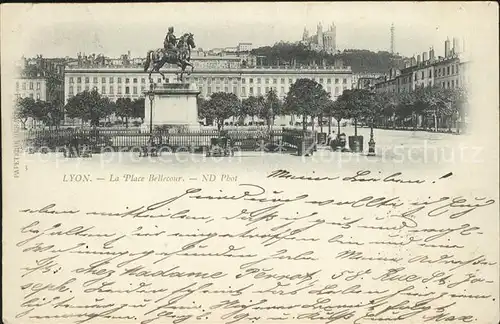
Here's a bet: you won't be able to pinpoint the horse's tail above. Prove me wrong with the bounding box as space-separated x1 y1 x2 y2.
144 50 153 72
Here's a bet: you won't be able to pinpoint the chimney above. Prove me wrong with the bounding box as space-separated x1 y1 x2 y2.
422 51 428 62
445 38 451 57
417 54 421 64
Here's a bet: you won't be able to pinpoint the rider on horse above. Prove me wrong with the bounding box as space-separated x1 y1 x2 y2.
164 27 178 59
144 28 195 81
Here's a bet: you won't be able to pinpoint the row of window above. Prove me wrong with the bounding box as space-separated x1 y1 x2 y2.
67 76 351 86
380 78 460 93
435 64 459 78
412 64 461 82
199 85 349 97
195 63 241 69
239 77 348 85
68 85 145 96
68 83 350 98
69 76 147 84
16 82 42 91
441 79 460 89
414 69 433 81
197 76 335 85
15 93 41 100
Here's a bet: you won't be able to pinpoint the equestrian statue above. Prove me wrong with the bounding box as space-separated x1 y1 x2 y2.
144 27 196 83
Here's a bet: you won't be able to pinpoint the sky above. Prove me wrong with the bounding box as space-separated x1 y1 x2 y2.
0 3 492 60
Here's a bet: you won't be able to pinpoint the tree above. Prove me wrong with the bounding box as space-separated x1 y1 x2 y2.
263 89 282 129
16 98 62 129
204 92 240 131
15 97 37 129
46 73 64 103
89 89 112 127
321 100 334 133
38 100 64 130
101 97 115 124
338 89 373 136
26 99 60 129
315 96 330 134
376 92 399 129
449 87 468 133
394 91 415 127
241 96 262 123
132 98 145 123
197 97 212 126
325 99 349 135
283 78 329 131
65 94 85 126
364 91 384 130
31 99 48 122
64 89 111 127
254 95 266 124
237 98 250 125
415 86 452 131
115 97 134 128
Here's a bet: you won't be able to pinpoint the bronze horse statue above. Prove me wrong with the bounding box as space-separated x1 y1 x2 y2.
144 33 195 82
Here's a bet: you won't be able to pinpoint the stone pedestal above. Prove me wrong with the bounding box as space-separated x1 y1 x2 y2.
142 82 200 132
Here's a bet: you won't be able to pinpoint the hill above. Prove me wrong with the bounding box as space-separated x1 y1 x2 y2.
251 42 406 73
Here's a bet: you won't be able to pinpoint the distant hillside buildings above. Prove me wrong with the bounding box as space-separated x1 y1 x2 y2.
301 22 337 54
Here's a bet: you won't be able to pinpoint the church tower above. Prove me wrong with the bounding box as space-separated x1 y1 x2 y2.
317 22 323 47
322 22 336 54
330 22 337 53
302 26 309 42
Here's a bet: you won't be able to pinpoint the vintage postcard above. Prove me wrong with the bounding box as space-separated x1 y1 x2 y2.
2 2 499 324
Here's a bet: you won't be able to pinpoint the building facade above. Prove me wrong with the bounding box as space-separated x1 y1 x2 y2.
15 55 66 103
302 22 337 54
375 38 469 94
433 56 461 90
352 72 386 90
237 43 253 53
15 78 48 101
64 58 353 104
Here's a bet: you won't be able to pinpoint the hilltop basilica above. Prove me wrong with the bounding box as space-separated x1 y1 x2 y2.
301 22 337 54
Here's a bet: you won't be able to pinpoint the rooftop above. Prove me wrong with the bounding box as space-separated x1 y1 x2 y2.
65 65 353 73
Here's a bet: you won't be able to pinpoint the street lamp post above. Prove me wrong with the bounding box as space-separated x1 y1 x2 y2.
268 96 273 133
146 83 156 157
148 83 155 136
368 90 376 156
368 120 376 156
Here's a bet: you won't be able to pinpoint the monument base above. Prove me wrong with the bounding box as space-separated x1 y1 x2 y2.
142 82 200 133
